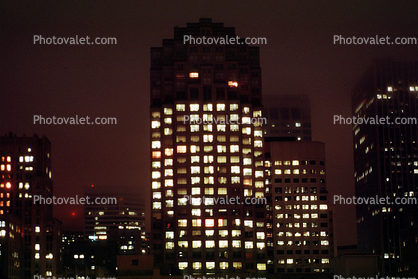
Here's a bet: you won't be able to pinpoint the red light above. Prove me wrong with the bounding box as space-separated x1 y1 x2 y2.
91 184 94 187
71 212 76 216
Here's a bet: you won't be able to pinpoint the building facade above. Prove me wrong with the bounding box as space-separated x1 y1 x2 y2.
84 193 147 254
352 60 418 276
150 18 268 275
265 140 333 274
0 133 62 278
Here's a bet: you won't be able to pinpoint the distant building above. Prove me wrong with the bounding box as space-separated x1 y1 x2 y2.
264 140 334 274
83 193 147 254
352 60 418 276
0 133 62 279
263 95 312 140
61 230 117 277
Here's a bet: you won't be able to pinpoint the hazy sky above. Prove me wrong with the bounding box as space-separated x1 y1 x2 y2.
1 0 417 247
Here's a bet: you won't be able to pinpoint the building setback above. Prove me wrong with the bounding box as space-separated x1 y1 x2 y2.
352 60 418 276
150 18 267 275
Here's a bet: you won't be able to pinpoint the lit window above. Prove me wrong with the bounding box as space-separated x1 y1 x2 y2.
245 241 253 249
152 182 161 189
177 146 187 153
191 209 201 216
164 107 172 115
152 171 160 179
176 104 185 111
190 125 199 132
242 117 251 124
165 179 174 187
192 240 202 248
228 81 238 87
242 127 251 135
151 141 161 149
165 148 173 156
179 262 188 270
232 240 241 248
219 240 228 248
151 121 160 129
206 262 216 269
189 72 199 78
203 104 213 111
231 166 240 174
257 263 266 270
178 219 187 227
203 134 213 142
205 240 215 248
244 220 253 228
190 104 199 111
218 188 227 195
193 262 202 270
165 242 174 249
217 104 225 111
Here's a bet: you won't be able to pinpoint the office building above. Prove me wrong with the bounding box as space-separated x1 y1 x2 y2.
0 133 62 278
84 193 147 254
150 18 267 275
263 95 312 140
264 140 333 274
352 60 418 276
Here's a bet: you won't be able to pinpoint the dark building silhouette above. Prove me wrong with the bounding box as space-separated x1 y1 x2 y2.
0 133 62 278
263 95 312 140
352 60 418 276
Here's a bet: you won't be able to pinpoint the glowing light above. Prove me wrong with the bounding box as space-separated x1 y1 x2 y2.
228 81 238 87
189 72 199 78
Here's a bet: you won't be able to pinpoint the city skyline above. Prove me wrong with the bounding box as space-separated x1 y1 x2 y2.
2 0 418 261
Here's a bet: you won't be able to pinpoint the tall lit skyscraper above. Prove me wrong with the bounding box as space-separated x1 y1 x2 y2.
150 18 267 275
0 133 62 279
264 140 333 274
352 60 418 276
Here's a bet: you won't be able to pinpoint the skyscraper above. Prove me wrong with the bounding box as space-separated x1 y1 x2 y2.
0 133 62 279
150 18 267 275
264 140 333 274
352 60 418 276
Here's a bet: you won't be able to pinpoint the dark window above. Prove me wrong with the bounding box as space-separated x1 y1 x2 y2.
291 108 301 119
190 88 199 100
280 108 290 120
216 88 225 100
203 86 212 101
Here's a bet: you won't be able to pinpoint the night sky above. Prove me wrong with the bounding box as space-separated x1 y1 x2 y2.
1 0 417 247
